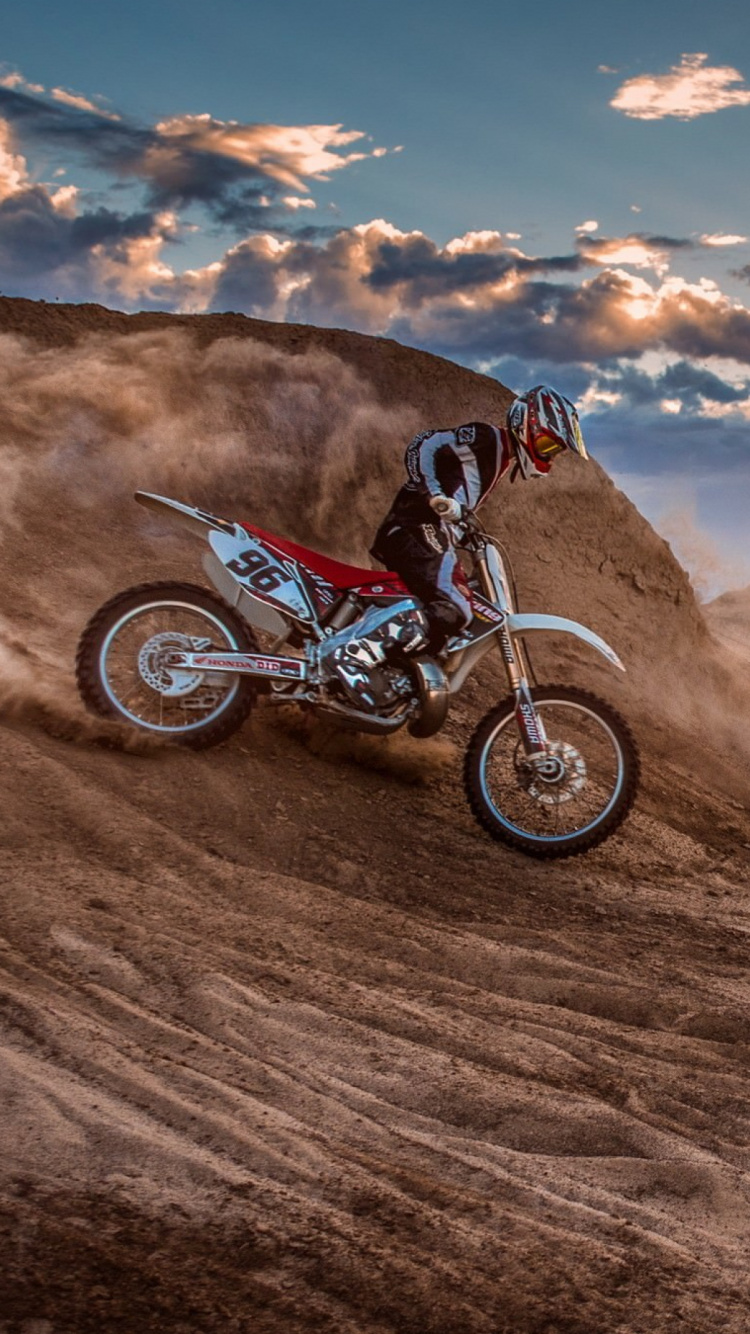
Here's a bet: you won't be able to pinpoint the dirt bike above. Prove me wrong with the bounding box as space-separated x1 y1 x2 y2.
76 492 640 859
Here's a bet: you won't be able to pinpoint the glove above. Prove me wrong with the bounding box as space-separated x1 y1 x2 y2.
429 494 462 522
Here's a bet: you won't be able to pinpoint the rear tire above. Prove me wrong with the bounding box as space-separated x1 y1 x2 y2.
76 580 259 749
464 685 639 859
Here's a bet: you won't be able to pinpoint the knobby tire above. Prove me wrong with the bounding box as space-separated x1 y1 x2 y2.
75 580 258 749
464 685 640 859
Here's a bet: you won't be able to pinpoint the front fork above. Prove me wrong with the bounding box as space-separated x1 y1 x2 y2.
475 553 549 759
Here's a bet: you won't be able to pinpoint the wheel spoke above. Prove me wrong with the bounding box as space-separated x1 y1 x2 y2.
99 599 241 736
466 687 638 857
486 707 618 837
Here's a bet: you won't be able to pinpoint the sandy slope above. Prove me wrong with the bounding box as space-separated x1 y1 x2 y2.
1 299 750 1334
705 587 750 665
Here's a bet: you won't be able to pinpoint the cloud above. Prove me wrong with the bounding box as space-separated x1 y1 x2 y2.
0 69 44 95
197 221 597 333
576 231 692 277
50 87 120 121
363 228 576 304
0 186 177 299
3 62 750 493
153 115 377 189
586 358 750 414
145 219 750 385
283 195 317 211
0 122 26 200
700 232 747 246
0 127 179 303
0 79 390 232
611 53 750 121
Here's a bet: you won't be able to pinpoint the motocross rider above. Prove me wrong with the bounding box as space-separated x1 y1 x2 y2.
331 385 588 705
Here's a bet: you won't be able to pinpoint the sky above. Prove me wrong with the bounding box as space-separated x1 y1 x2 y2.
2 0 750 595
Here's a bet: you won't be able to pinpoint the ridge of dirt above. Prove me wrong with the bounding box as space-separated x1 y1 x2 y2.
1 297 750 1333
704 586 750 662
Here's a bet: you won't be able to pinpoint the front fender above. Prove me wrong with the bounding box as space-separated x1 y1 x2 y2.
506 613 625 672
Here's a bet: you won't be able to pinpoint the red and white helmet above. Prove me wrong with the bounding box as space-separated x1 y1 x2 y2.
504 385 588 480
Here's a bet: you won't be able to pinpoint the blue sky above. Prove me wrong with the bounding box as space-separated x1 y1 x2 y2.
3 0 750 593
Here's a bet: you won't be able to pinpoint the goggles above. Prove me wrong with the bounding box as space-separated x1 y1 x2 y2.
534 433 564 460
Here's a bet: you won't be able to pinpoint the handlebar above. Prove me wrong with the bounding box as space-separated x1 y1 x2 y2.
454 507 487 547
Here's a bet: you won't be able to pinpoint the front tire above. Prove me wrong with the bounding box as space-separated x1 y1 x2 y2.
464 685 639 859
76 581 259 749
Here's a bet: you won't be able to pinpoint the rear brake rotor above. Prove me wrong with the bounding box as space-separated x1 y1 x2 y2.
137 632 210 697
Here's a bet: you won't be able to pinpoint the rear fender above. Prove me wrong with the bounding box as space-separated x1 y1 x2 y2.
204 529 315 634
134 491 244 539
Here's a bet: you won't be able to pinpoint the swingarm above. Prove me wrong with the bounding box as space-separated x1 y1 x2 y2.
165 649 308 682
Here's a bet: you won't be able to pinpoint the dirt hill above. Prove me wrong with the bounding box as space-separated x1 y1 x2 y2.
1 297 750 1334
705 585 750 662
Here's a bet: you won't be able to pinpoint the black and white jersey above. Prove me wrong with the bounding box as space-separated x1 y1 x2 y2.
385 422 506 528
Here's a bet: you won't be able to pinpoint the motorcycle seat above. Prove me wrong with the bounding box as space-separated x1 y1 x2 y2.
243 523 410 594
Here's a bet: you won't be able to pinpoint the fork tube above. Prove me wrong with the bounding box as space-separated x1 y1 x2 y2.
475 552 545 756
475 552 526 690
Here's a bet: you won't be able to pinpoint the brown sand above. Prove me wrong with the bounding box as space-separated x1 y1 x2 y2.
1 298 750 1334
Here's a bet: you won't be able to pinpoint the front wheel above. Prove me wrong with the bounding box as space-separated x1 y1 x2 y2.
464 686 639 859
76 581 259 749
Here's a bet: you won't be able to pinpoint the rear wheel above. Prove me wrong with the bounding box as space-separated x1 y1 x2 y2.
464 685 639 858
76 581 258 748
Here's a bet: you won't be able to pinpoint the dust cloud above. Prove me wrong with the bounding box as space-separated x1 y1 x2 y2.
0 327 416 555
659 503 749 602
0 613 159 749
0 327 416 727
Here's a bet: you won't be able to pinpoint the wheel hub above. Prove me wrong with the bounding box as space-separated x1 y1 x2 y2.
518 740 587 806
137 632 211 697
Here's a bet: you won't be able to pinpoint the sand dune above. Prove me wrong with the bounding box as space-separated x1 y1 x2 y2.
1 297 750 1333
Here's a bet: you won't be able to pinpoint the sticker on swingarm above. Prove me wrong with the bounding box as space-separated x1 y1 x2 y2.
172 652 306 678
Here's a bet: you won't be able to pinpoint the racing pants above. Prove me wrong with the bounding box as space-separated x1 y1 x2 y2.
371 519 472 653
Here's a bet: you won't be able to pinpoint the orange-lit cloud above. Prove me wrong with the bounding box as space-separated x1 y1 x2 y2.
153 116 388 193
0 79 392 232
578 234 676 276
611 53 750 121
158 223 750 377
50 87 120 121
700 232 747 246
88 211 180 302
0 122 27 201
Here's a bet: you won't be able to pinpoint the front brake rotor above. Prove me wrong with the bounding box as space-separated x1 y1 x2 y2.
517 740 587 806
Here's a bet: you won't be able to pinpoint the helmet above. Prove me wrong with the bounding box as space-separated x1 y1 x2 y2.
505 385 588 480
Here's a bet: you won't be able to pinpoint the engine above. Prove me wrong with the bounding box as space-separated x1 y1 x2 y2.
318 599 425 713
